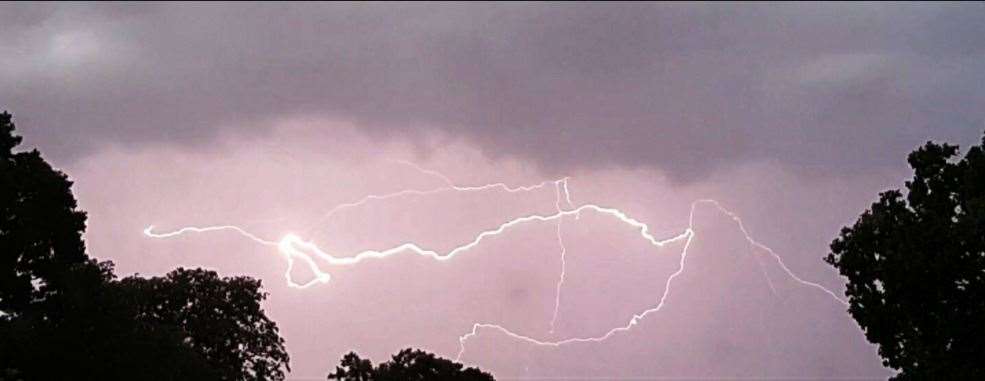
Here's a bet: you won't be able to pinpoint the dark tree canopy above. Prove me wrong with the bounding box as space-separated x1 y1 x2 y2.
826 132 985 380
327 349 495 381
2 261 220 380
121 268 290 380
0 111 91 319
0 111 289 381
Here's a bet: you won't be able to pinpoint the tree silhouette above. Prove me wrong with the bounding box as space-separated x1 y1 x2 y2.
327 348 494 381
0 111 288 380
826 132 985 379
328 353 374 381
2 261 220 380
120 268 290 380
0 111 92 320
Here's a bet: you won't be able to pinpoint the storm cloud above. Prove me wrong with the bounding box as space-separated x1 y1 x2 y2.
3 3 984 180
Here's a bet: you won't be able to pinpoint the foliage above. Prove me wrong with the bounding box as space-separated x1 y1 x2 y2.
0 111 288 380
826 132 985 379
327 348 495 381
121 268 290 380
0 111 90 319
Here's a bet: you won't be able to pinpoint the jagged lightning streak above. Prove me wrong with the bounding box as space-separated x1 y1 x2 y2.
453 198 848 361
143 225 278 246
142 225 334 288
146 203 683 290
300 161 562 235
148 163 570 289
453 203 696 360
143 167 847 363
395 161 575 334
281 203 684 280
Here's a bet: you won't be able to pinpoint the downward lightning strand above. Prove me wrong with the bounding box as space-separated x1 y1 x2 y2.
548 179 572 334
702 200 847 306
754 248 781 298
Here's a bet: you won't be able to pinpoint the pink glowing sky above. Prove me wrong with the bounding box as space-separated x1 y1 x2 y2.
5 3 985 379
63 119 906 378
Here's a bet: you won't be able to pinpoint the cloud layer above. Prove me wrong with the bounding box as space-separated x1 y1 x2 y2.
4 3 985 180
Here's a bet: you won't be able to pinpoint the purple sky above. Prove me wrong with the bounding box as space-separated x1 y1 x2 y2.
4 3 984 379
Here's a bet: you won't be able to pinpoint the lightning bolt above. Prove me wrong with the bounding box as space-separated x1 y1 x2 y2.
143 165 846 363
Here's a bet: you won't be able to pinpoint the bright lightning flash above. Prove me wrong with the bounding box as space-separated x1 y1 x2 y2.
143 165 846 362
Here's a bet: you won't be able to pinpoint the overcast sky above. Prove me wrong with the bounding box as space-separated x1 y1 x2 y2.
3 2 983 378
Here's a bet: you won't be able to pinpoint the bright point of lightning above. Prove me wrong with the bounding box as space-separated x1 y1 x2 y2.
143 164 847 360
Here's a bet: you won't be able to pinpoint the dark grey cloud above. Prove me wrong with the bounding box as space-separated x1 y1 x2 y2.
2 3 984 180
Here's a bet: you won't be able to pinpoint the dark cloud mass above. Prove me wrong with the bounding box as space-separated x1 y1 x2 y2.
2 3 984 180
